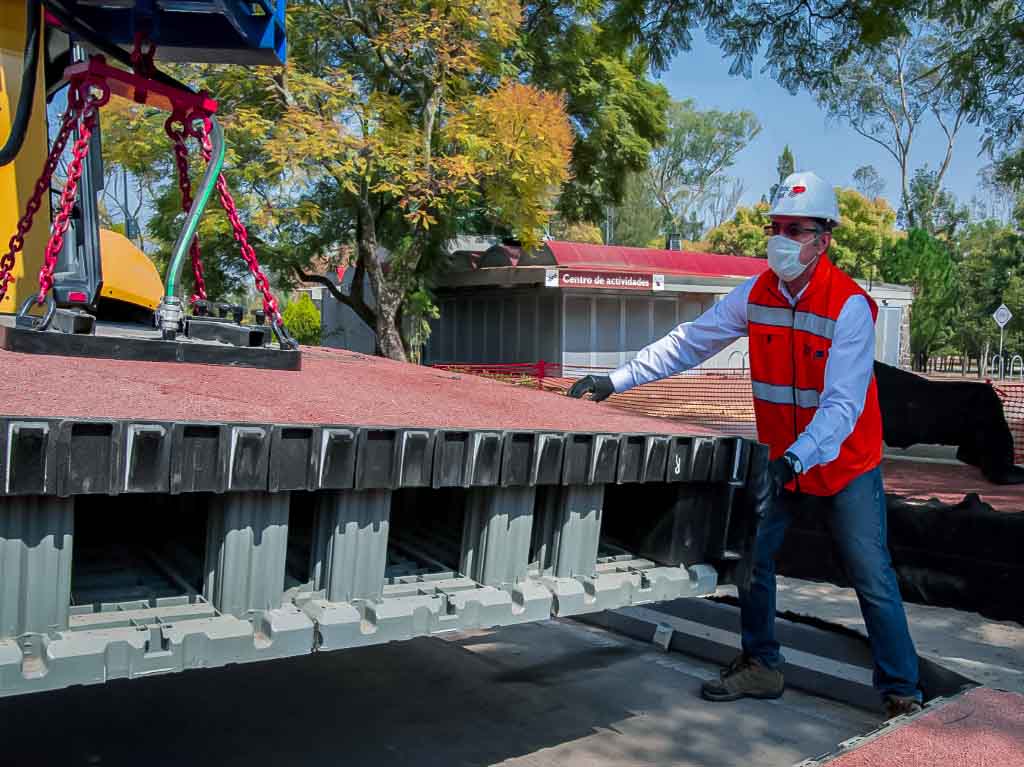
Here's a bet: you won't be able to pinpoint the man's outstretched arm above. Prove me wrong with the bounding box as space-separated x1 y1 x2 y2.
568 277 755 401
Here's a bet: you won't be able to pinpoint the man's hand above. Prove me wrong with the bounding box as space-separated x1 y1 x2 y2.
567 374 615 402
751 455 796 520
766 455 796 498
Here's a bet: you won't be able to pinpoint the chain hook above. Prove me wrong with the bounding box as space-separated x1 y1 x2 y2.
130 30 157 78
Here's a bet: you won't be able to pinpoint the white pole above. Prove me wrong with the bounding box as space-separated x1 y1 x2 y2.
999 327 1005 379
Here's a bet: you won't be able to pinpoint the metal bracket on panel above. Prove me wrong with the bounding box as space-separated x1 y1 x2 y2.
397 430 436 488
121 423 172 493
170 423 230 494
690 437 716 481
724 437 752 486
666 436 693 482
318 427 358 489
0 420 58 496
499 431 535 487
530 433 565 486
591 434 620 484
643 435 671 483
563 433 621 486
616 435 645 483
354 429 400 490
227 425 271 491
268 425 321 491
432 430 502 488
56 420 123 497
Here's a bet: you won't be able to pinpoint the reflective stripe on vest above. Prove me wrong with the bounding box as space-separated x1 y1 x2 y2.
793 311 836 340
748 303 836 340
751 381 821 408
747 304 793 328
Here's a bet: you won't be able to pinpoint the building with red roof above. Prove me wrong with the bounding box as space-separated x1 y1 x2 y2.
421 239 911 371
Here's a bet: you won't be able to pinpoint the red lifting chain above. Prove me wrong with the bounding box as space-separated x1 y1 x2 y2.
0 47 292 347
166 116 208 303
0 78 108 306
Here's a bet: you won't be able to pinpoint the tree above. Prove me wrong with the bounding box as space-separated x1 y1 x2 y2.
104 0 573 362
881 229 956 369
560 221 604 244
770 145 795 200
899 166 969 238
816 28 968 228
705 202 770 258
648 99 760 240
831 188 899 281
281 294 322 345
853 165 886 200
953 221 1024 371
705 176 746 230
608 172 664 247
521 1 671 223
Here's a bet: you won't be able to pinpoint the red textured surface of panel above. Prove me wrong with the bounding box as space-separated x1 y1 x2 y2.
823 687 1024 767
0 347 721 435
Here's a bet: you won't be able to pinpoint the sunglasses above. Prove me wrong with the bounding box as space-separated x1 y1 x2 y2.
764 223 823 238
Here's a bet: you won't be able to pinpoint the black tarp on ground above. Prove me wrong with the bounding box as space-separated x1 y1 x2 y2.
776 493 1024 624
875 361 1024 484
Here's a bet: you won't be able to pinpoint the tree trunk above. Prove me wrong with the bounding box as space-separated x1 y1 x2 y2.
355 196 407 362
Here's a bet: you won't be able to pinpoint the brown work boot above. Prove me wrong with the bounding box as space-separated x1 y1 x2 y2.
701 653 784 702
883 695 923 720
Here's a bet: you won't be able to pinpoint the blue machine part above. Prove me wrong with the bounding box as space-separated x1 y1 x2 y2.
57 0 286 65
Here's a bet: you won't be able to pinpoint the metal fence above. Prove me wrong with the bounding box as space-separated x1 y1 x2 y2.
432 362 1024 464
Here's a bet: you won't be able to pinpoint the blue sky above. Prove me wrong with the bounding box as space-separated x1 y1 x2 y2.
657 32 991 214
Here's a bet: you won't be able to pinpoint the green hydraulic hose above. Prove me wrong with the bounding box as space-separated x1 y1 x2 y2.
164 116 225 298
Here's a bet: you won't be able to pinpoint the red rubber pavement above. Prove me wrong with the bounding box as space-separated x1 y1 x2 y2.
823 687 1024 767
0 347 721 435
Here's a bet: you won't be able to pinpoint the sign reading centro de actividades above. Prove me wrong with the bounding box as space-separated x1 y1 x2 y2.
545 268 665 291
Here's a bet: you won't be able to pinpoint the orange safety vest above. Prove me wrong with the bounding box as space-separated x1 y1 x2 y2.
746 255 883 496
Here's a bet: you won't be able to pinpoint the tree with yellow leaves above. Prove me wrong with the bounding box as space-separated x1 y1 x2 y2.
104 0 572 360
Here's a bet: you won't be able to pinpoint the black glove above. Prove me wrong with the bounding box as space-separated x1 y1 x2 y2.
751 454 796 521
766 455 796 498
567 374 615 402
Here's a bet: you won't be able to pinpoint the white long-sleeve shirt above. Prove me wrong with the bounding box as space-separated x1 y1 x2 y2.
608 276 875 473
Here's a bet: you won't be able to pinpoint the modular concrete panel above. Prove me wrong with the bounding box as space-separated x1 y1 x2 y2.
460 486 536 588
310 489 391 603
0 496 73 638
204 492 290 617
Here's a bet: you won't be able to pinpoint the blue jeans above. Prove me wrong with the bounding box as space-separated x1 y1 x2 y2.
739 466 921 700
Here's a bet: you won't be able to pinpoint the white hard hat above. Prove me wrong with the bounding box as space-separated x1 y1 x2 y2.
769 171 841 227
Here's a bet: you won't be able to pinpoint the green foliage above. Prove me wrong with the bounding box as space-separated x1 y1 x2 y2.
853 165 886 199
104 0 574 362
831 188 899 280
522 2 671 222
881 229 956 368
770 145 795 200
609 173 664 247
648 99 760 238
951 221 1024 363
705 203 769 258
899 167 970 237
281 294 322 346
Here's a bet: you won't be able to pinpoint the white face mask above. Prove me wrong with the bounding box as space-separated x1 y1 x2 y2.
766 235 815 282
